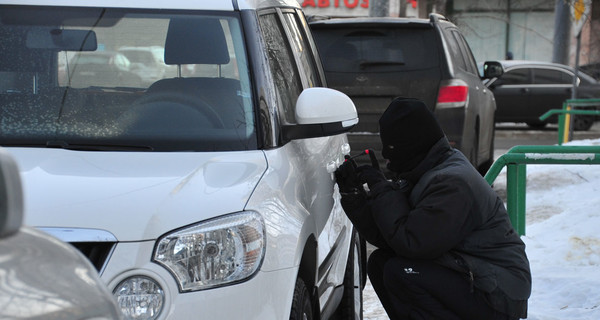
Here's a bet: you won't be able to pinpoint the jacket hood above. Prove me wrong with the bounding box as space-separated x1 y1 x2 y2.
8 148 267 241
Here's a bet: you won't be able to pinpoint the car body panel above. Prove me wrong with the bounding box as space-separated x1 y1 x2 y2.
0 226 122 319
9 148 267 241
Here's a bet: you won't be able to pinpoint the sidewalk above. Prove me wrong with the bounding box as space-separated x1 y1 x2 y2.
363 279 388 319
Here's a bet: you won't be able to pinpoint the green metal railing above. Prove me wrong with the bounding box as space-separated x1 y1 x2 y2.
539 99 600 145
484 145 600 236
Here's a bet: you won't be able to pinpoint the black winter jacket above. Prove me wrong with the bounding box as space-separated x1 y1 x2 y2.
341 138 532 318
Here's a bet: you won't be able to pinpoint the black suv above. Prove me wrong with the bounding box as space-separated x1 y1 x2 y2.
309 14 496 174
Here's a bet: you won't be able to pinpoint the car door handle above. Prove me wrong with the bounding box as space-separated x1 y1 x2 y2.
520 88 529 94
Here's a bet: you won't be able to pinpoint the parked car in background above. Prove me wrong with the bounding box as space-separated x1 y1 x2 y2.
0 148 122 320
118 46 177 85
0 1 364 320
309 14 497 174
484 60 600 130
65 51 144 88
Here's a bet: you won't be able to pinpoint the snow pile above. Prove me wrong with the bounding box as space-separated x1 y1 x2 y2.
515 138 600 320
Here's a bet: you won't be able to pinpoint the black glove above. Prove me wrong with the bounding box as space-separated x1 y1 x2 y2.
335 159 362 194
356 165 387 189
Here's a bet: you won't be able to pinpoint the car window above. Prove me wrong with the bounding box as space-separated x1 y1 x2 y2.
0 7 256 152
281 12 322 88
533 68 572 84
259 13 303 125
453 31 479 76
311 26 439 73
445 30 467 72
494 68 531 85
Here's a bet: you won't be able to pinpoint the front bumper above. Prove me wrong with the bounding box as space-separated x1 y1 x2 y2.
103 241 297 319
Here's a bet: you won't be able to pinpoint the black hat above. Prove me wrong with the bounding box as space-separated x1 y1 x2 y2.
379 97 445 173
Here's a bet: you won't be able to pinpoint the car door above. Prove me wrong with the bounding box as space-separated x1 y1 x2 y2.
530 66 573 120
280 9 352 286
451 30 495 166
258 8 352 311
488 67 532 123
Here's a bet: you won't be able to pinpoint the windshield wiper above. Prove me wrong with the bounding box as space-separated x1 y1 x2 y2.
359 61 405 69
46 140 154 151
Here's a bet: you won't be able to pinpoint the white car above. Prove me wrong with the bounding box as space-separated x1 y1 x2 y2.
0 1 364 319
0 148 123 319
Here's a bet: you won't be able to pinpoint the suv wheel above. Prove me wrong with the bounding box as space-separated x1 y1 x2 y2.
290 278 313 320
334 230 363 320
469 127 479 169
478 124 495 175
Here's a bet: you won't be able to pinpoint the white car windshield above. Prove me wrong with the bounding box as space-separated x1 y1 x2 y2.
0 6 256 151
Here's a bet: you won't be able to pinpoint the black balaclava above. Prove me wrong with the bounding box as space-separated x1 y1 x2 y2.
379 97 445 174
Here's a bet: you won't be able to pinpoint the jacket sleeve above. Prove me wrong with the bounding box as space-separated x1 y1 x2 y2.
340 193 391 250
369 174 475 259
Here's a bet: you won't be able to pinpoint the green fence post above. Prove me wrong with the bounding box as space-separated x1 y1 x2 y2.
506 163 526 235
485 145 600 236
557 113 565 145
516 164 526 236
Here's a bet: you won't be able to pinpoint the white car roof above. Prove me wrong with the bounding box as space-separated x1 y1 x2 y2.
0 0 300 10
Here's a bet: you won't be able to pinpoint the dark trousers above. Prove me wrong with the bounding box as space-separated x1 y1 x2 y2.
368 249 517 320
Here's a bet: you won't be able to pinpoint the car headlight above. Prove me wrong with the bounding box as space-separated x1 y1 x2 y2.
153 211 265 292
113 276 164 320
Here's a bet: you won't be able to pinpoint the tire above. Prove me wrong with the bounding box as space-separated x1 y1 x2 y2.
572 115 594 131
290 278 313 320
468 126 479 169
526 121 547 129
334 230 363 320
478 124 495 176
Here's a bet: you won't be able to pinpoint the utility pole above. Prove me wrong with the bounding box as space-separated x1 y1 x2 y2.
369 0 389 17
552 0 572 64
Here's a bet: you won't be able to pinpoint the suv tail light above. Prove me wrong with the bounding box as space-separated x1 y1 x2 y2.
436 79 469 108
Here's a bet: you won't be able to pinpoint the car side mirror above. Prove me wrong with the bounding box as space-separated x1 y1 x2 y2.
283 87 358 141
0 148 24 238
482 61 504 79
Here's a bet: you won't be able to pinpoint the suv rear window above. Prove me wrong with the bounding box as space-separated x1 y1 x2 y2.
312 26 439 73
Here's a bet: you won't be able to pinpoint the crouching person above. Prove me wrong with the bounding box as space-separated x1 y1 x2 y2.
335 97 531 320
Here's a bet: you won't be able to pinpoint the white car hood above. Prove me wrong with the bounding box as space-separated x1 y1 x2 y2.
8 148 267 241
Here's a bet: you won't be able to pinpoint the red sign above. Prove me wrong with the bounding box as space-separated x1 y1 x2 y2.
301 0 369 9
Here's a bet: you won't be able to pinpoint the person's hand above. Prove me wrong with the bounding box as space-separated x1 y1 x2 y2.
356 165 387 189
335 160 362 194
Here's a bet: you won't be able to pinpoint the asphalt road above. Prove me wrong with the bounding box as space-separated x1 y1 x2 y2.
494 122 600 157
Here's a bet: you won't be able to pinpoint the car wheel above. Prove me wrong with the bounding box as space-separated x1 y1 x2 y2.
290 278 313 320
526 121 547 129
334 229 363 320
469 127 479 169
478 124 495 176
572 114 594 131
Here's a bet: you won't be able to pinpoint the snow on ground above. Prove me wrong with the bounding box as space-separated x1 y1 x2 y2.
362 138 600 320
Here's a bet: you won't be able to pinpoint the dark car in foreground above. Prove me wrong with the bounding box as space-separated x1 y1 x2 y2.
309 14 497 174
484 60 600 130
